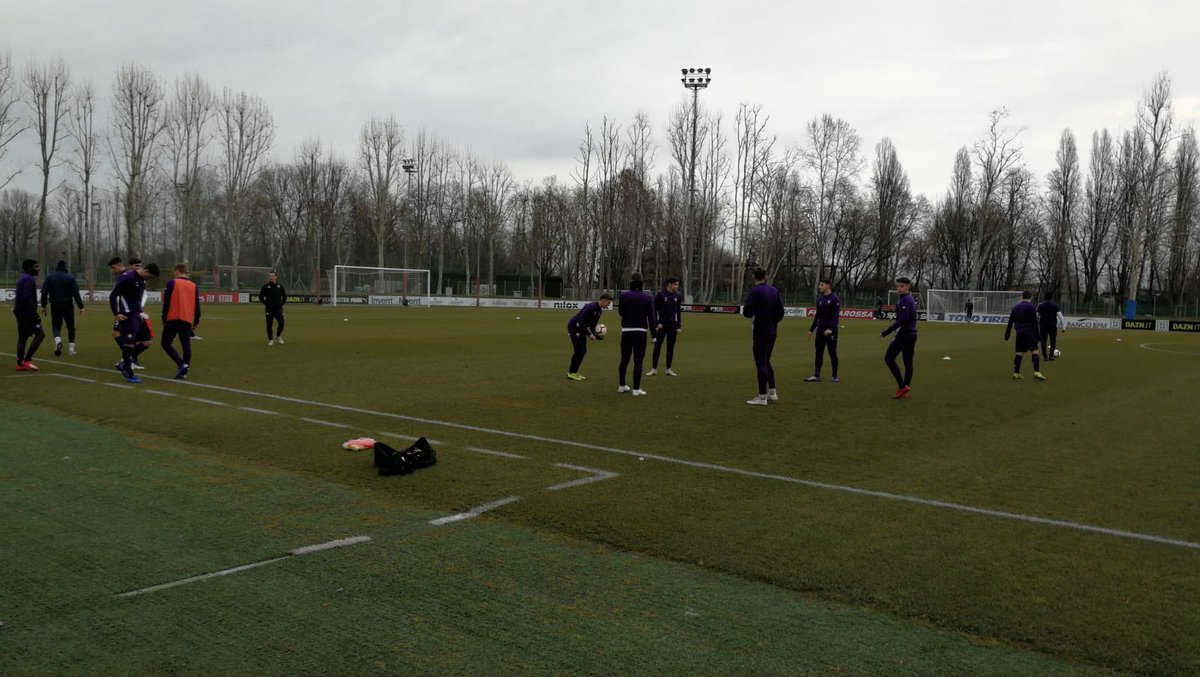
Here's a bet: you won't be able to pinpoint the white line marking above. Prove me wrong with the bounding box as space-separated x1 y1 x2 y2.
430 496 520 526
22 356 1200 551
50 374 96 383
300 417 352 429
145 389 176 397
104 383 134 389
546 464 620 491
189 397 227 407
117 535 371 597
239 406 279 415
465 446 527 460
1138 342 1200 356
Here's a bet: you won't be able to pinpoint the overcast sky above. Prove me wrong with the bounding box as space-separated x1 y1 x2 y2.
4 0 1199 199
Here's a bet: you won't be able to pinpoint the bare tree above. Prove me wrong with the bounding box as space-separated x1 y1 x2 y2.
1124 72 1175 305
870 137 913 288
357 115 404 272
802 113 864 288
1073 129 1118 303
1165 126 1198 309
1044 129 1080 298
970 108 1023 288
24 57 72 263
65 80 99 276
216 87 274 283
0 50 27 192
163 73 215 264
109 63 166 257
732 103 773 300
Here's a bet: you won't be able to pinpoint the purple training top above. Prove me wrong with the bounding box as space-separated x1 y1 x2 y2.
1005 300 1039 339
618 290 655 331
13 272 38 318
568 301 605 337
654 289 682 330
742 283 785 335
883 293 918 336
110 268 145 316
809 293 841 333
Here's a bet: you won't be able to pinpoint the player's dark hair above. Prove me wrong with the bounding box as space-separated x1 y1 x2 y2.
819 278 832 286
599 293 614 301
22 259 37 273
107 256 122 267
665 276 679 286
173 263 189 275
1022 290 1033 299
752 267 767 281
144 262 161 278
895 276 911 285
628 272 643 291
1042 293 1053 302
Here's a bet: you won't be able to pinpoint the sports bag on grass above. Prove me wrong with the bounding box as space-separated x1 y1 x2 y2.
374 437 438 476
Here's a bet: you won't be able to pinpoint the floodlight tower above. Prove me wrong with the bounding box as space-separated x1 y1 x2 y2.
402 157 417 269
680 67 711 301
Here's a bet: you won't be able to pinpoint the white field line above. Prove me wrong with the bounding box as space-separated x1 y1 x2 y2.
48 374 96 383
464 446 526 460
300 417 352 429
144 389 176 397
1138 342 1200 356
429 496 520 526
17 355 1200 551
104 383 133 390
546 464 620 491
239 406 280 415
117 535 371 598
189 397 228 407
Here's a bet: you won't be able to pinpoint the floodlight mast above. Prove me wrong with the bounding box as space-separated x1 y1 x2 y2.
680 67 711 302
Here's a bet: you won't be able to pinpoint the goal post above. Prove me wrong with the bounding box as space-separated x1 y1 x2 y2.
926 289 1024 320
330 266 432 307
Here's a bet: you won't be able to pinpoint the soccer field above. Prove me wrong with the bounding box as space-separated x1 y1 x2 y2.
3 304 1198 675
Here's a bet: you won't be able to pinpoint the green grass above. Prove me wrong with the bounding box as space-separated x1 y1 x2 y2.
3 304 1199 674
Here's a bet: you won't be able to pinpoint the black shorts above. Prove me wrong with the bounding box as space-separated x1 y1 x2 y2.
113 316 144 345
1015 331 1039 353
16 314 42 335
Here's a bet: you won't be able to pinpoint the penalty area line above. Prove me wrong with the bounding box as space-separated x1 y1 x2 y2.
117 535 371 598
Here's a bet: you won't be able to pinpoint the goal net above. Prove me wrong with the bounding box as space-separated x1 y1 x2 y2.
926 289 1023 320
330 266 432 307
214 265 275 292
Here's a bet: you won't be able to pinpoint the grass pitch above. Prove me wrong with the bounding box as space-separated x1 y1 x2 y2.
2 303 1198 675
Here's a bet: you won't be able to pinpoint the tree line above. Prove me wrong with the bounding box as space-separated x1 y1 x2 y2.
0 52 1196 312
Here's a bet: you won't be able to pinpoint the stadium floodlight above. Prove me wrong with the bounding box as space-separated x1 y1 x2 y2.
679 66 712 302
331 265 432 307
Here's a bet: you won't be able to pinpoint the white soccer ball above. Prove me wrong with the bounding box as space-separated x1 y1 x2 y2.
1053 349 1061 358
595 324 607 339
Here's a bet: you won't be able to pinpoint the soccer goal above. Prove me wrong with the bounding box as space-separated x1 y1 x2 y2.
214 264 275 292
330 266 432 307
926 289 1024 320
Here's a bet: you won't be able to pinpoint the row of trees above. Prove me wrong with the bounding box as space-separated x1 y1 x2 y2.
1 51 1197 313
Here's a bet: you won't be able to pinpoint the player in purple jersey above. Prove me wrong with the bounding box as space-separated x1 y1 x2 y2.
110 262 160 383
1005 290 1045 381
12 259 45 371
1035 294 1065 360
880 277 918 399
565 293 613 381
805 278 841 383
647 276 682 377
616 273 655 396
743 267 785 406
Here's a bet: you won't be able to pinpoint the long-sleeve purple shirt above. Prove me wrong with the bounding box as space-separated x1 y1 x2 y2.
13 272 38 318
568 301 604 337
618 290 655 332
742 283 784 335
653 290 682 330
809 293 841 333
1005 300 1039 339
1036 301 1063 328
882 294 918 336
110 269 145 316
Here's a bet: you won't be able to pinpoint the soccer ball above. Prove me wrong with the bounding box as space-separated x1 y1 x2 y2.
595 324 607 340
1053 349 1061 358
